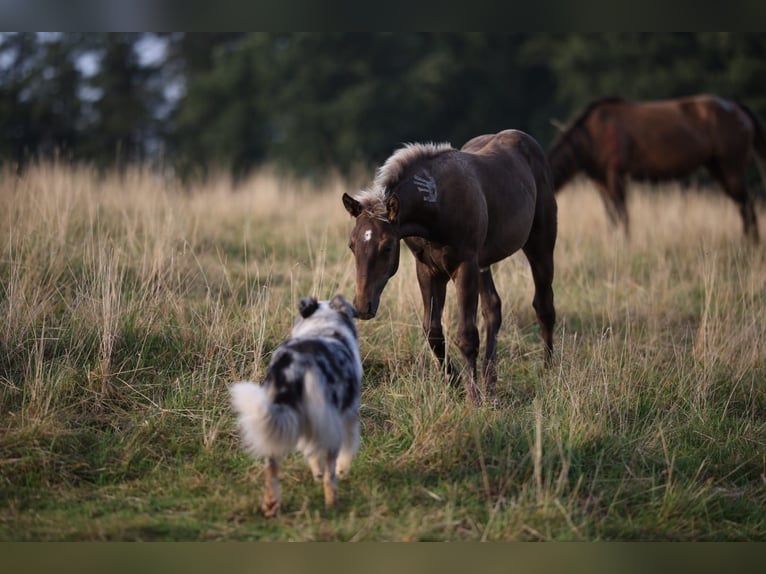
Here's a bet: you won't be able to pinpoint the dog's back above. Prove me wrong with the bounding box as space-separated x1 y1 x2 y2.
230 336 360 457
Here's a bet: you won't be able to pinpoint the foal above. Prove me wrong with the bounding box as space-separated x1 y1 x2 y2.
343 130 557 404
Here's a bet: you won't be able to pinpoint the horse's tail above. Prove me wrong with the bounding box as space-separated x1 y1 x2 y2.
736 101 766 194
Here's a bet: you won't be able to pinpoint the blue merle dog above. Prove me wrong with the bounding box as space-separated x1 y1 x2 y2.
230 295 362 517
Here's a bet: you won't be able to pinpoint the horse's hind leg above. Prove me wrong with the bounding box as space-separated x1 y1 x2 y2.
741 199 758 243
707 160 759 242
479 267 502 399
453 259 481 404
523 236 556 367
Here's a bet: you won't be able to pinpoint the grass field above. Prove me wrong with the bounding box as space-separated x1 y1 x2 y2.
1 163 765 541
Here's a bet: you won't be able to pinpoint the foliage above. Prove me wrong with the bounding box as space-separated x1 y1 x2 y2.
3 33 766 177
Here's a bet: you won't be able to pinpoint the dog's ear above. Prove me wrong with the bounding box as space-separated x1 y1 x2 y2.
298 297 319 318
329 295 355 318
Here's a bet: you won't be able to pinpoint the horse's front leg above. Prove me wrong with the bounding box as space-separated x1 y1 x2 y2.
415 261 457 383
595 173 628 237
453 259 481 405
605 170 629 236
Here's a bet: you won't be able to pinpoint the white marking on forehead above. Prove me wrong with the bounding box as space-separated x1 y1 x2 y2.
363 229 373 242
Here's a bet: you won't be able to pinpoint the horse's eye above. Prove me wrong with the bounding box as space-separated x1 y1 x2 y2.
348 241 355 252
381 242 394 254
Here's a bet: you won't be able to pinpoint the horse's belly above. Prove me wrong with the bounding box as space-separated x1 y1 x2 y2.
480 206 535 266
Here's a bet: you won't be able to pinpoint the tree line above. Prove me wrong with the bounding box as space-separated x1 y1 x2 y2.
2 33 766 180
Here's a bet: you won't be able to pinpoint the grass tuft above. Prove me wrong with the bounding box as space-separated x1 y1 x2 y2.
1 168 765 540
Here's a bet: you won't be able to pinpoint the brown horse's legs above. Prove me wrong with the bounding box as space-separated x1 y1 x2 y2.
453 259 481 404
478 268 502 399
522 243 556 367
605 170 630 236
739 199 759 243
707 161 759 243
415 261 457 382
595 182 621 229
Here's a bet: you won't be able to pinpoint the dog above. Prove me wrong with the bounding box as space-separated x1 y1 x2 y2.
230 294 362 517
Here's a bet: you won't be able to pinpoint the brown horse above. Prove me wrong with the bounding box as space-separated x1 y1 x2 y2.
342 130 557 404
548 95 766 242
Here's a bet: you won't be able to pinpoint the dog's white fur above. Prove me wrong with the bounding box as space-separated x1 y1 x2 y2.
230 295 362 516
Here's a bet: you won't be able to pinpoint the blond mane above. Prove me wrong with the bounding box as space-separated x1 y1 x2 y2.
351 142 453 218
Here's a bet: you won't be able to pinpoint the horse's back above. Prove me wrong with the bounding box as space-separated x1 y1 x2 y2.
462 129 548 179
460 130 555 263
584 96 740 176
463 129 545 161
684 95 754 161
596 95 751 146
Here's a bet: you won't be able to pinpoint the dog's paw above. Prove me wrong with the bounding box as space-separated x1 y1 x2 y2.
307 456 325 481
336 458 352 479
261 498 280 518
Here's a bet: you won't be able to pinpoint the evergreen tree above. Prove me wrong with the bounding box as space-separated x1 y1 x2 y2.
28 34 84 159
0 33 40 168
4 33 766 178
82 33 159 169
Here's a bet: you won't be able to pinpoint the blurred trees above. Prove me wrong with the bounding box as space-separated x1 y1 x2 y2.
2 33 766 178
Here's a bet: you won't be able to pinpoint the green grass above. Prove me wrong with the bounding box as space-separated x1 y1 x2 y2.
1 165 765 540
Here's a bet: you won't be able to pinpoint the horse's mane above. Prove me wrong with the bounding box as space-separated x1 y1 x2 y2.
566 96 627 130
352 142 454 218
549 96 627 152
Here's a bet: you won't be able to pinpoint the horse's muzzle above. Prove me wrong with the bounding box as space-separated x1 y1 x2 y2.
354 309 375 320
353 300 376 320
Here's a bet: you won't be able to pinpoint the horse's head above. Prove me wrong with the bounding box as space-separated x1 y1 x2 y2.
342 192 401 320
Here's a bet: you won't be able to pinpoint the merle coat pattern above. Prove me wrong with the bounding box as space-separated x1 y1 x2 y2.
230 295 362 517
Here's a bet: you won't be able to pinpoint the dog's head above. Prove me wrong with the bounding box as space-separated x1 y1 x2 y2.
292 295 358 339
298 295 356 320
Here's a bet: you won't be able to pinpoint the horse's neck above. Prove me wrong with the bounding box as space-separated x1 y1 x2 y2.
552 131 588 186
394 180 439 240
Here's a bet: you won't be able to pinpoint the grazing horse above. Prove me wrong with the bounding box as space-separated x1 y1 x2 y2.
548 95 766 242
342 130 557 404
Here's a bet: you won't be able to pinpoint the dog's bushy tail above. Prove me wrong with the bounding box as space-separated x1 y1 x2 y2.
230 381 300 458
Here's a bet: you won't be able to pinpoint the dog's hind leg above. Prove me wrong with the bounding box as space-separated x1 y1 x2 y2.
323 450 339 508
336 413 360 479
307 453 323 481
261 456 281 517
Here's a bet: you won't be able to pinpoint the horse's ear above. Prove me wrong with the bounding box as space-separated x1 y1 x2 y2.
550 118 566 133
386 193 399 222
342 193 362 218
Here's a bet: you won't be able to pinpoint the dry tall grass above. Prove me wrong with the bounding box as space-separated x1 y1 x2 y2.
1 164 765 540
